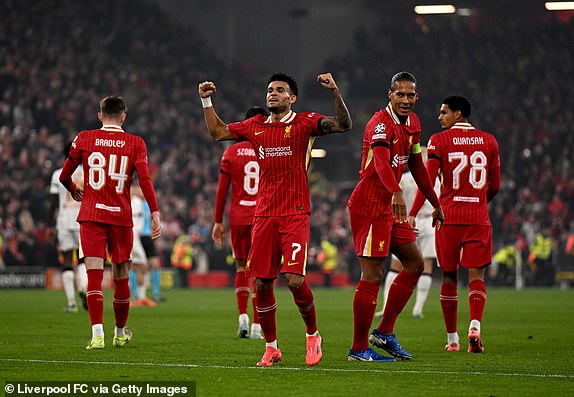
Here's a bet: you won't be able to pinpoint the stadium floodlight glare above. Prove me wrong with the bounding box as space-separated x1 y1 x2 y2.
414 5 456 14
311 149 327 158
545 2 574 10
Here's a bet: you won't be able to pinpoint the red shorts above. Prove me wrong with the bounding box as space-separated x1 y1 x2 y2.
247 214 310 279
349 208 416 257
436 224 492 271
80 221 133 264
230 224 252 261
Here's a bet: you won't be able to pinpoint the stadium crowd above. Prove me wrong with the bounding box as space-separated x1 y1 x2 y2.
1 0 572 285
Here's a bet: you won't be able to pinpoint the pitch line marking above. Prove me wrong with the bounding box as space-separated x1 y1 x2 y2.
0 358 572 379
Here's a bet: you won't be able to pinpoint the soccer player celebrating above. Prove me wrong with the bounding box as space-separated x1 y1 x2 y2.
199 72 352 367
347 72 444 362
59 96 161 349
378 147 441 319
410 95 500 353
212 106 268 340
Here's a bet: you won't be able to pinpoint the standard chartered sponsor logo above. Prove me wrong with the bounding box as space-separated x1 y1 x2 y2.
391 154 409 167
259 146 292 159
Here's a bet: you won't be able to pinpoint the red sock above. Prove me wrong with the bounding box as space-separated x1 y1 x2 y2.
468 279 487 323
440 283 458 333
251 278 260 323
352 280 379 352
289 281 317 335
235 271 250 315
255 286 277 342
378 270 418 334
86 269 104 325
113 277 131 328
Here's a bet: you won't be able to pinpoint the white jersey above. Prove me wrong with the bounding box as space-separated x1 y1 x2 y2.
131 194 147 264
50 167 83 230
131 195 145 236
401 170 441 238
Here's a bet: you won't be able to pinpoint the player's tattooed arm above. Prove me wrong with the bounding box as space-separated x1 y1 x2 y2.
317 73 352 133
322 91 352 133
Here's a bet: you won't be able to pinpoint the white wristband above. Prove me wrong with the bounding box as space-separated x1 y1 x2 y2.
201 97 213 108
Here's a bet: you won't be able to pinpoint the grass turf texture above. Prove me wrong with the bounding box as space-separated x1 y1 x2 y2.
1 287 573 396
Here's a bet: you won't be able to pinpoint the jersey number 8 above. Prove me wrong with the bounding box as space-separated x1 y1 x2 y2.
243 160 259 196
88 152 129 193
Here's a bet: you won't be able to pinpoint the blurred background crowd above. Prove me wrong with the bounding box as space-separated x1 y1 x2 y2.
1 0 573 286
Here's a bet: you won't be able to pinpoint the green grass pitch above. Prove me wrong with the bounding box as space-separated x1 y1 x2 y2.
1 287 573 396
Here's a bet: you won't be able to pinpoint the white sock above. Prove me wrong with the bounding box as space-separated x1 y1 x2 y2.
76 263 88 291
447 332 459 345
382 270 399 312
144 272 151 294
62 270 76 306
266 340 278 349
115 326 125 337
469 320 481 332
413 274 432 316
239 313 249 325
251 323 261 333
306 330 320 337
137 285 147 300
92 324 104 338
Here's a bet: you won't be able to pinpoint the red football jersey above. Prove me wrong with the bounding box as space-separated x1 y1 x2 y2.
227 110 325 217
215 141 258 226
60 125 157 227
348 104 422 220
427 122 500 225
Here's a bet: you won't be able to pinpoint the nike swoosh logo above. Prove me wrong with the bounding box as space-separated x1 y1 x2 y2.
254 131 264 135
393 138 399 144
287 261 299 266
381 339 387 344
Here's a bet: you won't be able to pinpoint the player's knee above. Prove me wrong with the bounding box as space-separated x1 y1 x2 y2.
442 271 457 285
285 274 304 289
362 271 384 285
114 262 131 279
403 259 424 276
256 278 274 293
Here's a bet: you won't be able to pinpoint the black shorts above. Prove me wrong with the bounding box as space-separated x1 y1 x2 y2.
140 235 158 258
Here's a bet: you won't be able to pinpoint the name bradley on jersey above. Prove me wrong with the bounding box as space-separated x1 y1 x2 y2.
95 138 126 148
